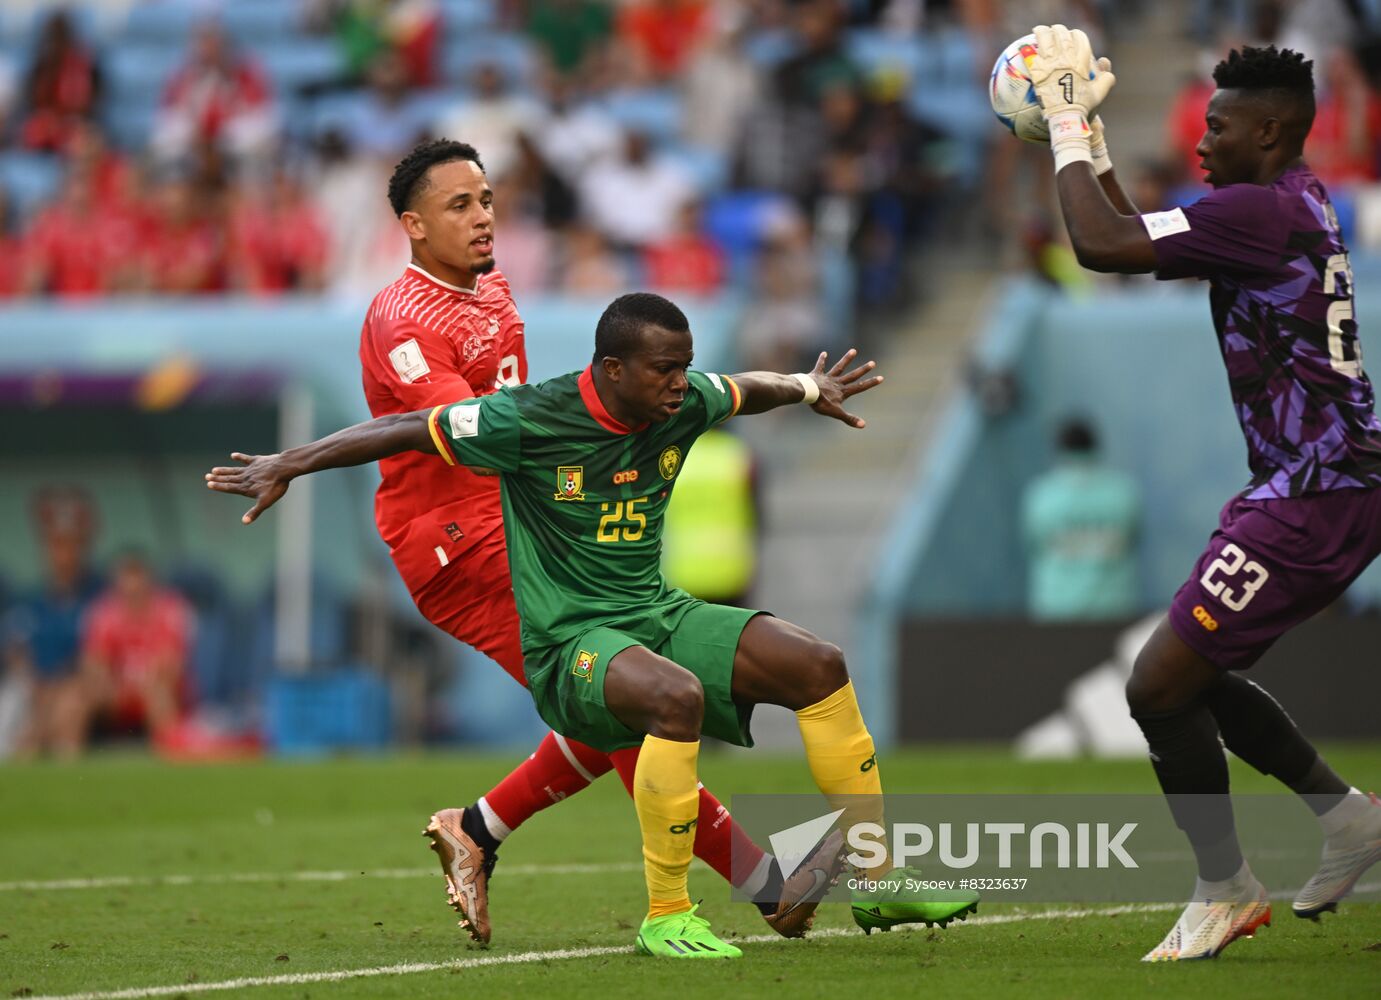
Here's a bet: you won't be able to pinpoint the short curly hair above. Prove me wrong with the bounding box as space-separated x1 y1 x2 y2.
593 293 690 362
387 139 484 217
1213 45 1313 93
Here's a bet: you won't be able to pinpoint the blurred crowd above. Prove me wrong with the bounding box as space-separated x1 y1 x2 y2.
0 0 1025 369
0 487 200 758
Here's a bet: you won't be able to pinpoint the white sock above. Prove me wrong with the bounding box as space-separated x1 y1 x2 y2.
1320 787 1372 840
476 796 513 843
1192 860 1252 902
738 853 773 896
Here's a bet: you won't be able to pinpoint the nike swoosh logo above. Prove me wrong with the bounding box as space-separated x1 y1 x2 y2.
779 868 829 917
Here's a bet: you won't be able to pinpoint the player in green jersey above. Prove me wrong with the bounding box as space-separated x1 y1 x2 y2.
207 292 980 958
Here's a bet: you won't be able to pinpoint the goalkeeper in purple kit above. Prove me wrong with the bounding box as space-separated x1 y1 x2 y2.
1029 26 1381 961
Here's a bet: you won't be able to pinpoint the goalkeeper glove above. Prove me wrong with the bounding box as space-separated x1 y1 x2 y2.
1029 25 1116 171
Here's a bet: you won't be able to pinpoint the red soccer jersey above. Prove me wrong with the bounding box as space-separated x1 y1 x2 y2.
82 588 193 721
359 264 527 596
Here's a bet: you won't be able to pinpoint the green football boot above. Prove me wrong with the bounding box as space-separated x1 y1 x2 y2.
851 867 980 934
635 903 743 959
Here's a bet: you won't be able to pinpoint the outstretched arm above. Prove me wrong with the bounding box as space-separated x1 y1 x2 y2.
205 410 434 523
733 349 883 428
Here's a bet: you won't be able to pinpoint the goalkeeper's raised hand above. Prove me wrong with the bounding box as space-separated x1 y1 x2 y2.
1030 25 1115 172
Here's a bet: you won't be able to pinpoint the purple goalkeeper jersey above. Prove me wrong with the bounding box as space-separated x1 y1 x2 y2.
1145 163 1381 499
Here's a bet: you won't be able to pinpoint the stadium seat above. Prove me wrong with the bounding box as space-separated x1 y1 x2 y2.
105 44 183 107
266 667 392 754
251 40 346 95
0 151 63 222
440 0 500 33
442 32 537 90
121 2 203 45
221 2 304 46
599 87 684 144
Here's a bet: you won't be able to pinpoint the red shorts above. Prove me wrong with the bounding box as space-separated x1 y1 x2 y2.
409 534 526 686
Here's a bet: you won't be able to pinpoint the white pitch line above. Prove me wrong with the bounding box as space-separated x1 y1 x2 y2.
24 885 1381 1000
16 903 1175 1000
0 862 650 893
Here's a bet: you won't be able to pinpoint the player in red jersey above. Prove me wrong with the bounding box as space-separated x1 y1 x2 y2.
357 139 837 945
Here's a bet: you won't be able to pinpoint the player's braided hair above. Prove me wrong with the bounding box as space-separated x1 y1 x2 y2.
594 293 690 362
387 139 484 217
1213 45 1314 93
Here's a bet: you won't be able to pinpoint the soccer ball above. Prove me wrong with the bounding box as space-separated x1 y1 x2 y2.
989 34 1048 144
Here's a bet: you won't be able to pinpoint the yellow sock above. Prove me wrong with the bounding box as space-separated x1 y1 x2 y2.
633 734 701 919
796 681 890 873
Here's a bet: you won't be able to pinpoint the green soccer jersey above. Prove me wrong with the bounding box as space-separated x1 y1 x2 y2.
428 365 743 653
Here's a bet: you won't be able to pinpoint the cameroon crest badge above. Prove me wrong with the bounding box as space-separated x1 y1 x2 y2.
555 466 585 501
658 445 682 481
572 650 597 681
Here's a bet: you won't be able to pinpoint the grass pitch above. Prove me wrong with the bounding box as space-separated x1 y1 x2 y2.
2 747 1378 999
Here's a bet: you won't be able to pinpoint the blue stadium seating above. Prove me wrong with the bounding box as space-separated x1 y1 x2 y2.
0 151 63 222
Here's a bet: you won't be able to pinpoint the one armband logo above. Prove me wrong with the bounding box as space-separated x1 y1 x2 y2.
1192 605 1220 632
669 818 698 835
860 753 877 773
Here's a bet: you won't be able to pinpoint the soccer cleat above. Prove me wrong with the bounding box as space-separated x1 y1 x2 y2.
635 903 742 959
850 866 980 934
1293 791 1381 920
1142 879 1271 961
423 808 496 945
762 830 848 938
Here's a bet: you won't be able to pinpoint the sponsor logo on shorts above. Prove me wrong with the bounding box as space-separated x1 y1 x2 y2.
555 466 586 501
1192 605 1220 631
669 818 698 835
612 468 639 485
572 649 597 681
658 445 682 481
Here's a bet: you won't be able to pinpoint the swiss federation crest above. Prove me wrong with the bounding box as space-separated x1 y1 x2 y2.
658 445 682 481
572 650 597 681
555 465 586 501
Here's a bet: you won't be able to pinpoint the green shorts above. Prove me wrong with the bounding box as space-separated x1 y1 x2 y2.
524 598 764 753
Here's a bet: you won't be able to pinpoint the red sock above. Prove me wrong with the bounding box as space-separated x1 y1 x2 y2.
482 731 615 832
609 745 767 887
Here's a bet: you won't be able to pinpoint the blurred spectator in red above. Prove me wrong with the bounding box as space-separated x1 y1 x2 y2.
65 121 134 205
644 199 724 294
558 223 631 294
151 21 278 166
141 173 223 295
437 62 545 181
1166 65 1218 184
1301 47 1381 185
18 10 102 152
344 50 434 158
2 488 103 758
226 169 330 294
21 169 143 297
79 551 194 749
525 0 615 79
0 187 22 299
578 129 695 247
616 0 711 81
